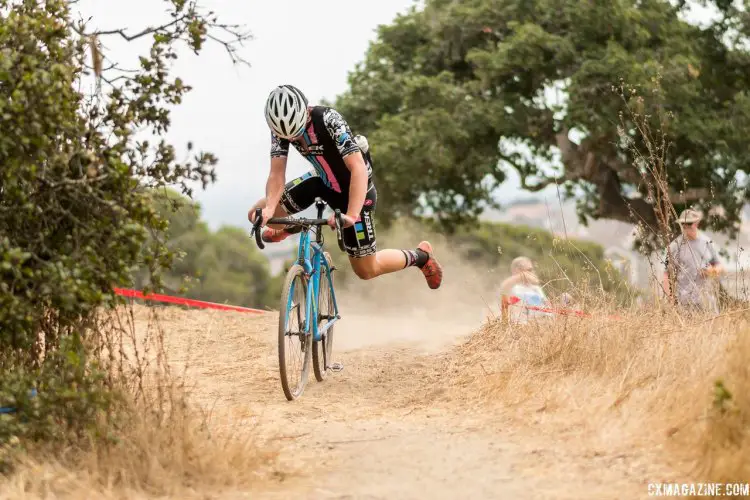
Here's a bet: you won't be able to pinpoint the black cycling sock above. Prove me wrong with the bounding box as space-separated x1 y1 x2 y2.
402 249 429 269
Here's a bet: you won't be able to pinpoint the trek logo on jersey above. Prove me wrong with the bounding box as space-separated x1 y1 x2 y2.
293 143 325 156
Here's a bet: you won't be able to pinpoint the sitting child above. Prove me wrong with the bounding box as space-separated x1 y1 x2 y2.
499 257 552 324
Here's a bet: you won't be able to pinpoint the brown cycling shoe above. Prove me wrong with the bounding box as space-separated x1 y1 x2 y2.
262 227 292 243
417 241 443 290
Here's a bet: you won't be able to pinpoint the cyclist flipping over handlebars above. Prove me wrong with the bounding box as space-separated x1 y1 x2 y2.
248 85 443 289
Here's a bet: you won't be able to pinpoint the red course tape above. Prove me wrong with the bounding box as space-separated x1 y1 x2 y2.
113 289 617 320
113 288 267 314
506 296 621 320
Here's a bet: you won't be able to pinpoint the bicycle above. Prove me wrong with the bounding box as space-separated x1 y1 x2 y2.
251 198 344 401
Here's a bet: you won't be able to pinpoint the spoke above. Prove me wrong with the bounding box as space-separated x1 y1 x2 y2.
285 274 308 395
295 299 303 329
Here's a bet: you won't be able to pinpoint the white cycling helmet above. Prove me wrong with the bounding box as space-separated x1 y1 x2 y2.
265 85 309 139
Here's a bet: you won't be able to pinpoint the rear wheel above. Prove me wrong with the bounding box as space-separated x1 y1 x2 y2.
313 252 335 382
278 264 312 401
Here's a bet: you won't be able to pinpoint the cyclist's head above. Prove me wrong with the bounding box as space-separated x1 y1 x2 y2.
265 85 309 140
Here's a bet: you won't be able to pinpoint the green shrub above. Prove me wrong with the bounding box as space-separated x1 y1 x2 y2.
0 0 247 455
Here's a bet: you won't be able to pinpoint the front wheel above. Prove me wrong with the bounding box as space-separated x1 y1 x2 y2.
278 264 312 401
313 252 335 382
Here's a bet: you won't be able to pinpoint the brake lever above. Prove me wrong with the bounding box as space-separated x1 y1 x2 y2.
334 209 346 252
252 208 265 250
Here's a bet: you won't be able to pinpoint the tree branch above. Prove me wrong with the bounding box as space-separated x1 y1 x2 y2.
554 127 603 179
79 17 252 68
207 30 251 66
550 126 668 227
91 17 187 42
520 174 565 192
497 152 567 191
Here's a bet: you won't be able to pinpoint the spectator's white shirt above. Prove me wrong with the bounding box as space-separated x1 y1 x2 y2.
506 283 552 324
666 233 720 313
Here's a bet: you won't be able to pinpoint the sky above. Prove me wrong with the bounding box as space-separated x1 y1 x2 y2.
75 0 719 230
75 0 429 229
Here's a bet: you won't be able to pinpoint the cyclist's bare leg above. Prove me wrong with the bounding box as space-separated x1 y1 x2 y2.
348 245 443 289
348 251 408 280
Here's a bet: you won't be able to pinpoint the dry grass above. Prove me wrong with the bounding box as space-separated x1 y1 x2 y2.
0 404 276 499
0 304 278 499
698 325 750 484
440 302 750 482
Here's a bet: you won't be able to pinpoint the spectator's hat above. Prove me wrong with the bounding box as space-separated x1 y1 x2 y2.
676 208 703 224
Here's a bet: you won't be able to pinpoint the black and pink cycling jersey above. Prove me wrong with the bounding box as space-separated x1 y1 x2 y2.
270 106 373 193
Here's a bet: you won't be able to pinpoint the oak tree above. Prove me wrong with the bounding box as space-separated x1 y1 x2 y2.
336 0 750 237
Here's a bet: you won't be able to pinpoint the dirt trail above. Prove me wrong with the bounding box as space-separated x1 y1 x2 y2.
147 267 666 500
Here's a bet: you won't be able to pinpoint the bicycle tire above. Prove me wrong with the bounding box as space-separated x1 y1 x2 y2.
313 252 335 382
278 264 312 401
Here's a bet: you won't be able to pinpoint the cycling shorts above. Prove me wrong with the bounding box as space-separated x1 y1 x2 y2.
280 172 377 258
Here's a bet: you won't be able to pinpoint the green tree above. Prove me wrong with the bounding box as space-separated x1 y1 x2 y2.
194 226 280 308
0 0 248 444
335 0 750 238
148 190 282 308
140 189 212 294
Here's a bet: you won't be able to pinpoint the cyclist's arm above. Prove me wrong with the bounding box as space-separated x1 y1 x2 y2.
343 153 367 219
265 156 287 212
266 134 289 212
323 108 367 219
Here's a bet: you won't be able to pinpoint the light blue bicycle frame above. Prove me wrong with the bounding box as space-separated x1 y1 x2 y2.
286 225 341 343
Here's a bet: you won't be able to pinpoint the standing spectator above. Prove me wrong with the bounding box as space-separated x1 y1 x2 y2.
663 209 723 314
500 256 552 324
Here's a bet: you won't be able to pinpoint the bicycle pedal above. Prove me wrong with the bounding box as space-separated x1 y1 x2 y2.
329 362 344 372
